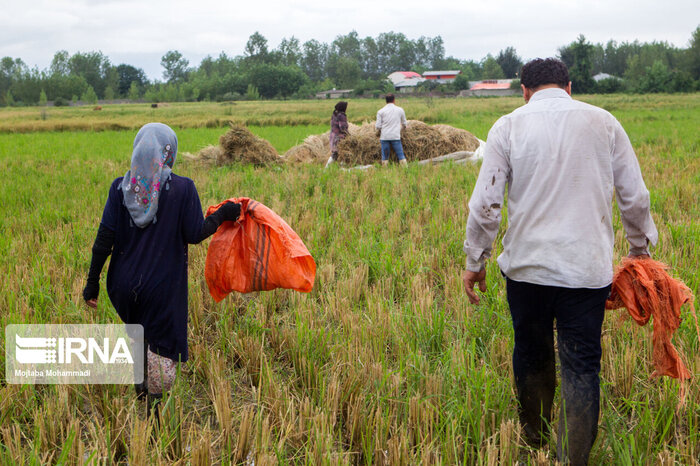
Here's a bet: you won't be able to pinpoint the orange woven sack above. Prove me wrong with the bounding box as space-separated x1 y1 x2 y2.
204 197 316 302
606 257 699 380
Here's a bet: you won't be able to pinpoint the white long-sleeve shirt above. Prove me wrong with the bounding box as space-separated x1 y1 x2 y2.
375 103 407 140
464 88 658 288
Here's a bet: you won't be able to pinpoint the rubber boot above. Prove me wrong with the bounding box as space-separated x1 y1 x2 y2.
134 382 147 401
381 160 389 166
399 159 408 167
325 157 335 168
147 393 162 424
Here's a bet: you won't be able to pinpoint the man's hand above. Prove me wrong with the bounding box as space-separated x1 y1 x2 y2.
462 269 487 305
86 298 98 309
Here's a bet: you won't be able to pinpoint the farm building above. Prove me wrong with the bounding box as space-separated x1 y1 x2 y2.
387 71 425 92
423 70 461 83
315 89 354 99
460 79 520 97
593 72 621 82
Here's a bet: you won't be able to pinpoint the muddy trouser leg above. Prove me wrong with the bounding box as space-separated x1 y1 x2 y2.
554 285 609 466
506 277 556 446
146 346 178 419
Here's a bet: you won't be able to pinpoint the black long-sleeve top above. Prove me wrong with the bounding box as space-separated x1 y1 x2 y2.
83 175 239 361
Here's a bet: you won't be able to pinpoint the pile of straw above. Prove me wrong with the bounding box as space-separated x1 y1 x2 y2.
336 120 481 165
283 123 361 164
284 133 330 164
218 124 280 165
432 124 480 152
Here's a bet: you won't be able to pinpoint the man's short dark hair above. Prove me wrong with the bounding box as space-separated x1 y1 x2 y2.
385 93 395 103
520 58 569 90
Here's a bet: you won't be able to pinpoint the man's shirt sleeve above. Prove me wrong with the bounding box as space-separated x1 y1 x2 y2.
375 110 382 130
610 119 658 255
463 120 511 271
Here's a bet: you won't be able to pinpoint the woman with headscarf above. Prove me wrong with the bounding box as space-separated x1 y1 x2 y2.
325 101 349 168
82 122 241 414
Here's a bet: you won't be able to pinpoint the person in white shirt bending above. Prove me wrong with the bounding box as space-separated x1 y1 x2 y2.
375 94 408 166
462 58 657 465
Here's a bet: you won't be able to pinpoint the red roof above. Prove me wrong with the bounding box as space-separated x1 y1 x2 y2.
397 71 422 78
470 82 512 90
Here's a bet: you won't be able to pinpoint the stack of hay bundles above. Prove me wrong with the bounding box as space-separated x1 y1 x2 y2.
284 123 361 164
218 125 280 165
336 120 480 165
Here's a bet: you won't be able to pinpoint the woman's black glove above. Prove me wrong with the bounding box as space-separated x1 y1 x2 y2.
83 280 100 302
217 201 242 222
83 223 115 306
198 201 242 242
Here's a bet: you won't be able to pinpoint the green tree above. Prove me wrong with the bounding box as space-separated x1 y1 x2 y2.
244 32 270 64
245 84 260 100
104 86 115 100
687 26 700 80
637 60 671 93
669 70 694 92
116 64 148 96
496 46 523 78
453 73 471 90
39 89 47 106
161 50 189 83
5 90 14 106
81 85 98 104
559 35 595 93
276 37 301 67
328 56 362 88
50 50 70 76
301 40 328 82
68 51 111 97
247 64 308 98
595 77 624 94
482 55 505 79
128 81 140 101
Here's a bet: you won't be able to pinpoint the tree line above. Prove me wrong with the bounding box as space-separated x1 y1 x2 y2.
1 27 699 106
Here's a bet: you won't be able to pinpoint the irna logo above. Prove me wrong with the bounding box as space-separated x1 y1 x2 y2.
15 335 133 365
6 324 144 385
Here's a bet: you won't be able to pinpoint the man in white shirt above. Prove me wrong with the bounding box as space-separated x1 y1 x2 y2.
375 94 408 166
462 58 657 465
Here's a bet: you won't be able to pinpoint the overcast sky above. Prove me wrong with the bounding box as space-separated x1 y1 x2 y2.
1 0 697 80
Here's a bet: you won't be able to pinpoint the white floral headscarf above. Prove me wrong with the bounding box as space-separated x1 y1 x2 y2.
120 123 177 227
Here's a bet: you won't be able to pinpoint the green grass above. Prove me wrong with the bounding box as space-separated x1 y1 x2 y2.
0 94 698 464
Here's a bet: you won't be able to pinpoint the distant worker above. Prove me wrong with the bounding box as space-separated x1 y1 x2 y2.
83 123 241 417
462 58 657 465
325 101 349 168
375 94 408 166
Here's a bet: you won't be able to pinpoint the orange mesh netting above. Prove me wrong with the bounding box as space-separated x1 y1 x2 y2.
204 197 316 302
605 257 700 380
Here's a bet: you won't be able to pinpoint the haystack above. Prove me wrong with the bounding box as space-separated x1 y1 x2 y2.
283 123 361 164
218 124 280 165
284 133 330 164
335 122 381 165
336 120 481 164
197 145 222 163
432 124 480 152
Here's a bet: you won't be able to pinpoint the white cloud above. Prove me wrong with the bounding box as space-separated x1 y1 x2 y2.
0 0 697 79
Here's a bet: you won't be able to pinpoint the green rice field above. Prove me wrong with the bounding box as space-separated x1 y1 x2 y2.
0 94 698 464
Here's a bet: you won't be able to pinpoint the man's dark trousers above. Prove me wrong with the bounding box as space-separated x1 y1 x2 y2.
505 276 610 465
